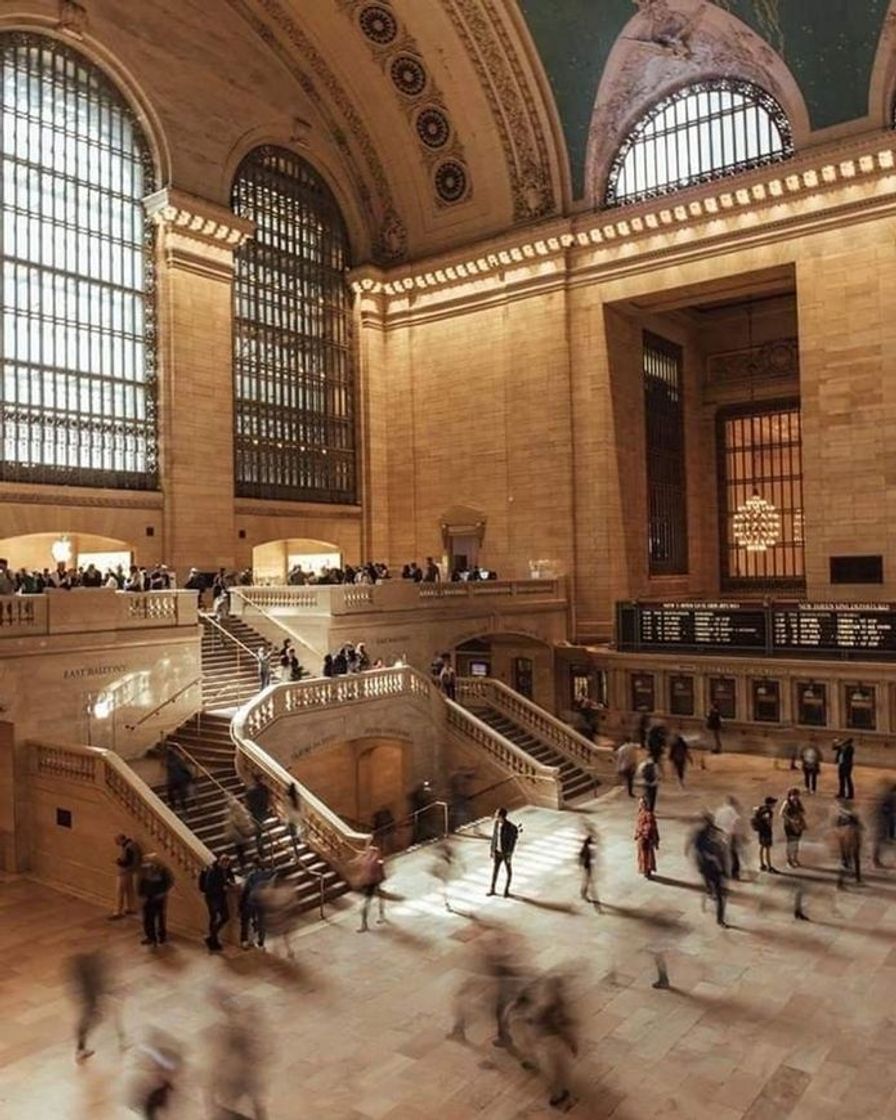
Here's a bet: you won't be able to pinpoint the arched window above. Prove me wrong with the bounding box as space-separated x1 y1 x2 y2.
0 33 157 488
605 79 792 208
231 147 356 504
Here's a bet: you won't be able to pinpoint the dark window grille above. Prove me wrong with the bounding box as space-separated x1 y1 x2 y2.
232 147 356 504
644 332 687 575
606 79 792 208
718 401 804 589
0 33 157 489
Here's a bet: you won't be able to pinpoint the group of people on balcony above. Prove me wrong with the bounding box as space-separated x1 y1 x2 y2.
0 557 174 594
322 641 385 677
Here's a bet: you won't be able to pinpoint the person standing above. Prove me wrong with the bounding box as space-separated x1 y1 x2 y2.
245 775 270 860
634 796 659 879
615 738 639 797
714 795 746 880
438 660 457 701
109 833 140 920
835 738 855 800
668 733 693 787
256 645 272 691
751 796 778 872
199 853 234 953
800 743 821 793
780 787 807 868
706 703 723 754
138 854 174 947
487 807 519 898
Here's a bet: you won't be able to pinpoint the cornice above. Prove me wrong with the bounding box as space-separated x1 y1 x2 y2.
0 487 164 510
350 134 896 315
144 187 254 248
235 499 362 521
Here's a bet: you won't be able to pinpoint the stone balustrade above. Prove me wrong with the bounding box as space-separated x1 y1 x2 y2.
457 676 613 774
236 578 565 616
0 589 197 638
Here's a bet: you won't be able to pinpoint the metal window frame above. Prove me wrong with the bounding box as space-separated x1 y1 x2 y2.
231 146 357 505
716 397 805 591
0 32 158 490
643 331 688 575
605 78 793 208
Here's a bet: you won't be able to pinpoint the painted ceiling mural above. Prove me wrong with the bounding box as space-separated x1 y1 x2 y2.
519 0 891 198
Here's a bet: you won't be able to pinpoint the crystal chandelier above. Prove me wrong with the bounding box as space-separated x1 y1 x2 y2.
732 302 780 553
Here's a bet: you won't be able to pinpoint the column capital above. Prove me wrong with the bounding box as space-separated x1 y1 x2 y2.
144 187 254 248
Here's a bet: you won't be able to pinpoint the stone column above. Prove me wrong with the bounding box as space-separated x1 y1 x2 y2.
145 188 254 576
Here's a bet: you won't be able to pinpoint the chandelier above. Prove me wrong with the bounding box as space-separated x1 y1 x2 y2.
732 301 780 553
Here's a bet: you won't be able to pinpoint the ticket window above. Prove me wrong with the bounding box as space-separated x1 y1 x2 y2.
631 672 655 713
669 674 695 717
752 679 780 723
571 668 594 707
796 682 827 727
708 676 737 720
845 684 876 731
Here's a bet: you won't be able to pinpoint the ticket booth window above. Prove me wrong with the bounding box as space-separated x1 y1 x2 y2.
631 673 655 712
571 668 593 706
669 674 695 716
796 682 826 727
709 676 737 720
845 685 875 731
752 678 780 723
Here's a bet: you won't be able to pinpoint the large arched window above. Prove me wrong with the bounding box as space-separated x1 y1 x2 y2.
0 33 157 488
605 79 792 208
231 147 356 504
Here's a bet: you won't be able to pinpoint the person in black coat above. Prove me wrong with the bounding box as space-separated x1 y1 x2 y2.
199 854 235 952
487 808 519 898
138 855 174 947
834 738 855 800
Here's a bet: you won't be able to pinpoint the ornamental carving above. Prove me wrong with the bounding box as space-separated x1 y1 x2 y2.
226 0 407 262
442 0 556 222
340 0 471 207
707 337 799 383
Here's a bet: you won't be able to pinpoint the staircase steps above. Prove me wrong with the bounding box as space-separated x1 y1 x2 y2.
200 614 268 709
466 706 597 803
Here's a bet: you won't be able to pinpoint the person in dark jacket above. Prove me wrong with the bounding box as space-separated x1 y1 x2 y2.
109 833 140 919
668 734 692 786
200 854 235 952
164 747 192 813
706 704 723 753
835 738 855 800
138 854 174 947
487 807 519 897
239 863 275 949
687 812 729 927
752 796 778 873
245 776 270 859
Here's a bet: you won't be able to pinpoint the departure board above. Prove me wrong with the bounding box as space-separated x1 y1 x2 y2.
617 601 896 660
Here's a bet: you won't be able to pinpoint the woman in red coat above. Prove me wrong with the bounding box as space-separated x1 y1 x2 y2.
634 797 660 878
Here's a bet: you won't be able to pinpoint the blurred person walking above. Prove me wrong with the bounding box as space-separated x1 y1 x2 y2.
208 989 270 1119
514 972 579 1111
688 812 729 927
872 781 896 867
283 781 304 863
129 1029 182 1118
245 776 271 860
430 836 458 912
614 738 638 797
225 794 255 871
69 949 123 1063
634 796 659 879
800 743 821 793
138 854 173 947
357 842 386 931
668 733 692 787
239 862 274 950
635 755 660 812
834 800 864 888
578 825 600 905
715 795 746 880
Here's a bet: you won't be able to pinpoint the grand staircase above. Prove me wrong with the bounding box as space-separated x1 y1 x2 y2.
155 613 350 916
464 704 598 803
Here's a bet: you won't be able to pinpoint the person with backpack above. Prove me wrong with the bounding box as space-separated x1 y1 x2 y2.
751 796 778 872
800 743 821 793
780 788 807 868
109 833 141 920
199 853 234 953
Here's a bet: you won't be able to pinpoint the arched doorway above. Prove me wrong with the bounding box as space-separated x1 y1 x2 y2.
251 538 343 584
0 532 134 574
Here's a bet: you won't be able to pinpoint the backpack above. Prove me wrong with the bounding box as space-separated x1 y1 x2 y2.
750 808 763 832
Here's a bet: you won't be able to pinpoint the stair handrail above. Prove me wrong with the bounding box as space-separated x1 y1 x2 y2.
231 705 371 880
457 677 614 774
164 738 232 800
201 612 258 660
124 676 203 731
30 739 213 877
228 587 326 662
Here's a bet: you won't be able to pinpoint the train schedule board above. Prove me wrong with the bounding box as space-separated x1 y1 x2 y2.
770 603 896 656
617 602 768 654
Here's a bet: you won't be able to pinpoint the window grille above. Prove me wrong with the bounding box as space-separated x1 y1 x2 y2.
0 33 157 488
644 332 688 575
719 402 804 588
232 147 356 504
606 79 792 207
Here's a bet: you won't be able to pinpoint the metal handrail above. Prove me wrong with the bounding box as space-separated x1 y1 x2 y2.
201 612 258 660
124 676 202 731
362 799 451 848
165 738 231 799
229 587 325 662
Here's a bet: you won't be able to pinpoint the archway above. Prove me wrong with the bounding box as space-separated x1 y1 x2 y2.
251 538 343 584
451 631 555 710
0 531 134 574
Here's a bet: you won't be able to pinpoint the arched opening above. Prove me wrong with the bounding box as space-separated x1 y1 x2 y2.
452 632 554 708
0 531 134 576
251 537 343 584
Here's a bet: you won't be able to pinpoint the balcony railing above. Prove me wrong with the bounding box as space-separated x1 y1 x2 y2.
0 589 197 638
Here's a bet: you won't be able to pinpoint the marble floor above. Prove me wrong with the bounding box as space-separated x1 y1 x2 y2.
2 754 895 1119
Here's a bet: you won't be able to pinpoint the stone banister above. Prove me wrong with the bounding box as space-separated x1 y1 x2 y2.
0 589 196 637
457 677 614 774
30 739 212 878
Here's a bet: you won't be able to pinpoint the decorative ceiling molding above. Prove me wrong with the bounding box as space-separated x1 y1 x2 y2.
707 337 799 384
0 488 164 510
442 0 556 224
144 187 254 247
350 141 896 300
337 0 472 208
225 0 407 263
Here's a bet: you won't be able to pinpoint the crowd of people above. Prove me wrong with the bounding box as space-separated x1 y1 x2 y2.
0 558 177 594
